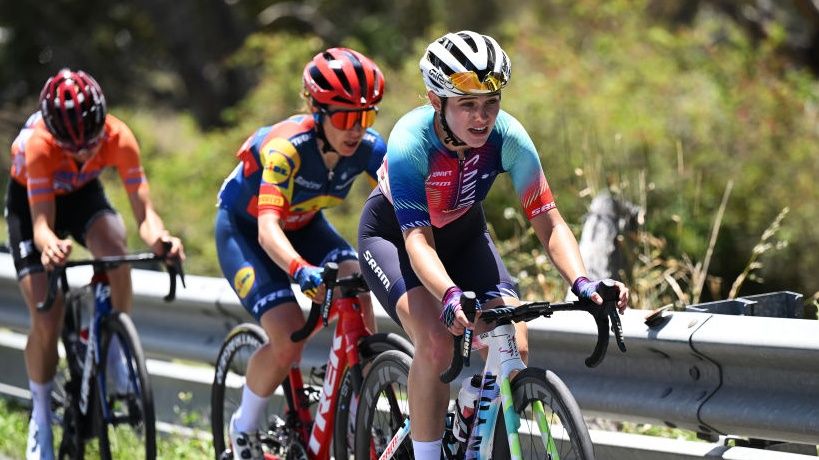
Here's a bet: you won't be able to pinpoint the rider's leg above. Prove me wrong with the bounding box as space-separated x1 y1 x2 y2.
84 212 130 313
234 301 306 432
395 286 453 459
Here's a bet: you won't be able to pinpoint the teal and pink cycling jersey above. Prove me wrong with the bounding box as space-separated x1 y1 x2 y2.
377 105 556 231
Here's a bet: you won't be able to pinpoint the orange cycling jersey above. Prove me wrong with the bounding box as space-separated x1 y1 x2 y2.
10 112 147 204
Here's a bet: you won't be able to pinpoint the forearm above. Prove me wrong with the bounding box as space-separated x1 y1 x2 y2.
545 223 587 283
137 208 169 247
258 213 303 274
532 212 587 285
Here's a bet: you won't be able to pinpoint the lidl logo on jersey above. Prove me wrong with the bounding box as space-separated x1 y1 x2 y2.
233 266 255 299
262 150 293 186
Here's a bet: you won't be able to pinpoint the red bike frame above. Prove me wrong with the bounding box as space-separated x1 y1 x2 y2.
282 286 370 460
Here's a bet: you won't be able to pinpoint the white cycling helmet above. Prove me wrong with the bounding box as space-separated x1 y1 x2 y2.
419 30 511 98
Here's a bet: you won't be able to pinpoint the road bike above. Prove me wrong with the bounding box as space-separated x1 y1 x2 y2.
211 262 414 460
354 283 626 460
39 248 185 460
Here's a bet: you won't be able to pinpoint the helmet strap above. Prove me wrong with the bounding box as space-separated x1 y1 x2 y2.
438 98 467 148
311 105 335 155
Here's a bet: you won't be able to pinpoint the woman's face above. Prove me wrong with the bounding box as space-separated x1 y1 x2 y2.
320 104 374 157
432 92 501 149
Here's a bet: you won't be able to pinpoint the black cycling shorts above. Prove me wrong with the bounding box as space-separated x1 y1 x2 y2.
358 188 519 325
4 179 117 279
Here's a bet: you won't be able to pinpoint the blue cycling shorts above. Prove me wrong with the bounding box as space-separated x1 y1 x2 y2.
357 188 519 326
215 208 357 321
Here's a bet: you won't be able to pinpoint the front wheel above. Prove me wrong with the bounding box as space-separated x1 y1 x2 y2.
96 311 156 460
354 350 414 460
211 323 267 460
502 368 594 460
333 333 414 460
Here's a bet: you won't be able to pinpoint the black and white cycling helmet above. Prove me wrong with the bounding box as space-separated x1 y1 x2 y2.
420 30 511 98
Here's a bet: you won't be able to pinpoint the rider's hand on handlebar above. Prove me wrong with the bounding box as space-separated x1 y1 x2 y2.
290 258 324 300
153 234 185 264
572 276 630 314
40 239 72 269
440 286 477 336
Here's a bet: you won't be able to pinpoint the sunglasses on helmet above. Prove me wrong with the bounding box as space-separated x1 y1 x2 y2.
320 107 378 130
450 71 506 94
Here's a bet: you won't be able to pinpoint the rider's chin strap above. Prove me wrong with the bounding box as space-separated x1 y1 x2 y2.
438 97 467 148
312 107 335 154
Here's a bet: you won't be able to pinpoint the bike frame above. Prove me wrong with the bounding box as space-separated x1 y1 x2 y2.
285 293 371 460
376 323 550 460
64 271 140 426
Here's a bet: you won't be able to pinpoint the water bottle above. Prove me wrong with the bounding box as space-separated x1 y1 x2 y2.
452 374 482 442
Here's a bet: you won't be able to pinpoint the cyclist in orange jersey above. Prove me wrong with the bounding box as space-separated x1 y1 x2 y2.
5 68 184 460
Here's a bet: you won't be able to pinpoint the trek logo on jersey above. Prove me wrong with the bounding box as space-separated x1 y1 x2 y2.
233 266 255 299
261 149 293 185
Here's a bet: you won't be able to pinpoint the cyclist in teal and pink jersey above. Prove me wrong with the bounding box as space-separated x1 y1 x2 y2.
215 47 386 460
358 31 630 459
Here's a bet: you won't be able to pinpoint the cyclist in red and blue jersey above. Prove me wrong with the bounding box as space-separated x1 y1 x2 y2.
358 31 630 459
215 47 386 459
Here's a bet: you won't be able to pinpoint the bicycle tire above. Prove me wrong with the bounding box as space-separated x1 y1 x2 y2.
501 368 594 460
96 311 156 460
333 332 414 460
354 349 413 460
210 323 268 460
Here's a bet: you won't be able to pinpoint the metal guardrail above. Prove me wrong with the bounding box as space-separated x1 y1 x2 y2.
0 253 816 449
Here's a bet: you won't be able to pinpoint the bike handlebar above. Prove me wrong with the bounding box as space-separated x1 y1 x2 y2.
439 281 627 383
37 242 186 312
289 262 370 342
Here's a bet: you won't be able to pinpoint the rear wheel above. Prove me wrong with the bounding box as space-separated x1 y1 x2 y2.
354 350 413 460
332 333 414 460
96 312 156 460
504 368 594 460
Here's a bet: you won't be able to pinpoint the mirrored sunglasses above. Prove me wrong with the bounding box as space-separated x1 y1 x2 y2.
450 71 506 94
321 107 378 130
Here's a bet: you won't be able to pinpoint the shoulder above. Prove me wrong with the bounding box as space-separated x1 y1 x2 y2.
388 105 435 152
493 110 528 137
19 117 58 160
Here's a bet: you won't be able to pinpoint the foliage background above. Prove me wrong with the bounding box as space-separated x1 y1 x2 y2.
1 0 818 309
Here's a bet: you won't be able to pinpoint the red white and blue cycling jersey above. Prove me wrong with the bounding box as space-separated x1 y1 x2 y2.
217 114 385 229
377 105 556 231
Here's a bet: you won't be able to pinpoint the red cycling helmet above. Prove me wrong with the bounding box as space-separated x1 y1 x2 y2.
303 48 385 109
39 68 107 150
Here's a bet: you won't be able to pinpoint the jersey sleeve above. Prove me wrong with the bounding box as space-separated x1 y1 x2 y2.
384 122 431 231
257 136 301 217
499 113 556 219
110 121 148 194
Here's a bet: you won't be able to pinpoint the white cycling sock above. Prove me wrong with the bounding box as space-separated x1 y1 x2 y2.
28 380 53 426
234 385 268 433
412 439 442 460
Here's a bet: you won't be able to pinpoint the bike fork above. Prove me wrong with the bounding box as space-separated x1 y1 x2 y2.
378 418 411 460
